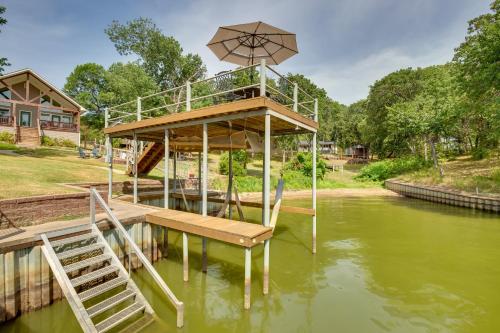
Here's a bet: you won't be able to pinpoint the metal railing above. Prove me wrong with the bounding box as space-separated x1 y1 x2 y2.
89 188 184 327
106 60 318 128
0 115 13 126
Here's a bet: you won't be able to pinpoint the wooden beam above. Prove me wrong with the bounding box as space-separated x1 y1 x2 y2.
0 79 25 101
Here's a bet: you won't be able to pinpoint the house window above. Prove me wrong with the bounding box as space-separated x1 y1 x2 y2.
61 115 71 123
0 108 9 117
52 115 61 123
0 89 11 99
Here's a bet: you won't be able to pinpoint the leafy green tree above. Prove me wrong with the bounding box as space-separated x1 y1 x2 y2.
0 6 9 74
64 63 110 114
105 18 206 89
453 0 500 156
365 68 424 157
335 99 367 149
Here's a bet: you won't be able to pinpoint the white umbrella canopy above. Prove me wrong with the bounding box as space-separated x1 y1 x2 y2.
207 21 298 66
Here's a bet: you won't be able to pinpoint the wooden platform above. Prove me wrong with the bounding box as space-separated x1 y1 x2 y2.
146 209 273 248
104 97 318 144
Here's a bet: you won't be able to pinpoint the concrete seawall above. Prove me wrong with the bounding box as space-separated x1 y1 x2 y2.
385 179 499 213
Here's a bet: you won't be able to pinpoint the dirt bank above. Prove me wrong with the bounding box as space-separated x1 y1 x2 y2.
240 187 399 200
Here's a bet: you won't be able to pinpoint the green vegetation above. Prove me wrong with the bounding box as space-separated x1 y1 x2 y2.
356 157 431 182
41 136 77 148
285 152 327 179
0 131 14 144
0 5 8 74
218 150 248 176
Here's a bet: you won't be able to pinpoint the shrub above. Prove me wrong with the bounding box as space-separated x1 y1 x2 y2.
218 150 248 176
356 156 430 182
0 131 15 144
285 152 327 179
41 136 76 148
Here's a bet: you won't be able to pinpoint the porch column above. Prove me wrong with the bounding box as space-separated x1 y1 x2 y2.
263 112 271 294
133 132 138 204
312 98 318 254
201 123 208 273
164 129 170 209
173 147 177 209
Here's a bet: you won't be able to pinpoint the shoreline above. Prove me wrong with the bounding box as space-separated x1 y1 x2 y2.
239 187 399 200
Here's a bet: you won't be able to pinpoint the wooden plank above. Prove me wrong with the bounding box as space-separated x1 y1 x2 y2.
40 251 51 307
18 248 29 314
4 251 16 320
28 246 41 311
143 223 152 262
0 253 5 322
146 210 273 248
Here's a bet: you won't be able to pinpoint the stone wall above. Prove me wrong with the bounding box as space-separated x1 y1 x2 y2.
385 179 499 213
0 191 107 229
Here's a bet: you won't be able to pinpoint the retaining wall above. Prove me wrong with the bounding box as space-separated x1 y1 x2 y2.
0 192 107 228
385 179 499 213
0 218 168 323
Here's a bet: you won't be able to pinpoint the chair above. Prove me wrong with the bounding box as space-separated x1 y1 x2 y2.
91 147 101 159
213 71 245 105
78 147 89 159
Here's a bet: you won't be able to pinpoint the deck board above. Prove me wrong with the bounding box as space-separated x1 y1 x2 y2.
146 209 273 248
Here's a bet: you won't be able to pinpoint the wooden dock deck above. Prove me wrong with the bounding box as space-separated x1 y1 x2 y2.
146 209 273 247
146 208 274 309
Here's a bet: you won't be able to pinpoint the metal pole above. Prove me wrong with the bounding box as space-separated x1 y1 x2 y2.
133 132 138 204
293 83 298 112
186 81 191 111
244 247 252 309
263 112 271 294
228 148 233 220
90 187 95 224
198 151 202 214
183 232 188 281
137 97 143 153
164 129 169 209
105 108 112 201
202 123 208 272
260 59 266 97
312 98 318 254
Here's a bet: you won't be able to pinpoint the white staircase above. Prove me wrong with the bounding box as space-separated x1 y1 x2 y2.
40 223 154 333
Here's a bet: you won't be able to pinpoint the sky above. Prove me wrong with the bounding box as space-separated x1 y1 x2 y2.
0 0 492 105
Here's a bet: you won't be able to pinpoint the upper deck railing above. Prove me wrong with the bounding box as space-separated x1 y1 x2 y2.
106 59 317 128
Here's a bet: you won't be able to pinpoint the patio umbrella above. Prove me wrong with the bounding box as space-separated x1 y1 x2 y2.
207 21 298 66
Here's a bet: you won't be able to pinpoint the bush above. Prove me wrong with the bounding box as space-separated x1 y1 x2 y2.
41 136 76 148
218 150 248 176
285 152 327 179
356 156 430 182
0 131 15 144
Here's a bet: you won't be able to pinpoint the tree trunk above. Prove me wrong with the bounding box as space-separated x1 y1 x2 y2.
429 139 443 177
424 141 428 161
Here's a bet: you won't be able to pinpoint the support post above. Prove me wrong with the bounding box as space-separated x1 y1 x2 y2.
198 151 202 213
201 123 208 272
164 129 169 209
260 59 266 97
244 247 252 309
186 81 191 111
293 82 298 112
312 98 318 254
105 108 112 201
173 147 177 209
133 132 138 204
183 232 188 282
137 97 143 153
263 112 271 294
228 148 233 220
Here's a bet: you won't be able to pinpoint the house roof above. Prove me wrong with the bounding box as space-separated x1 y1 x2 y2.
0 68 85 111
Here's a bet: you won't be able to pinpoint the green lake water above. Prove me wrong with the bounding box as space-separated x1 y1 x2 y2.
3 196 500 332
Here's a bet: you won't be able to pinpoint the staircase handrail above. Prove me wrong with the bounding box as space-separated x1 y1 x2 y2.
89 188 184 327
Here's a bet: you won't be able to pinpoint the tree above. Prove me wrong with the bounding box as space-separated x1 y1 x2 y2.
64 63 110 114
105 18 206 89
453 0 500 156
0 6 9 74
365 68 424 157
335 99 367 149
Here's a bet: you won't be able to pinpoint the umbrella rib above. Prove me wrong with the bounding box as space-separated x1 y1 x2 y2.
256 35 298 53
220 34 253 61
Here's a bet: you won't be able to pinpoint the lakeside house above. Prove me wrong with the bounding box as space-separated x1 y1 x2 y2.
0 69 84 146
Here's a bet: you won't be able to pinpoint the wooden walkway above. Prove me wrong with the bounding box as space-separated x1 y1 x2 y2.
145 209 273 309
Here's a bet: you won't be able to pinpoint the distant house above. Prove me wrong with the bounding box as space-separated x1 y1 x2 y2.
344 144 369 159
0 69 84 146
298 140 338 154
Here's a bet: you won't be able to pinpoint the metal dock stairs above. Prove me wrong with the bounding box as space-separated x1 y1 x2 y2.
39 189 184 333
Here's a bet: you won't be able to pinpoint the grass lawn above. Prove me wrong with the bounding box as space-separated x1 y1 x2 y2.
0 146 130 199
0 143 378 199
397 155 500 195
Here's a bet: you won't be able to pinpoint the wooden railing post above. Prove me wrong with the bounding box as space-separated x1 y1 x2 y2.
186 81 191 111
293 82 298 112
